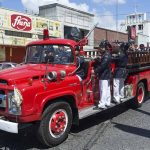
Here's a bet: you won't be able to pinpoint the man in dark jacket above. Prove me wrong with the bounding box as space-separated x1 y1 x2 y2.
94 40 112 109
113 42 129 103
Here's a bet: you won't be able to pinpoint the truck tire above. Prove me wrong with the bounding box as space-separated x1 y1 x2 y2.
132 82 145 108
37 101 72 147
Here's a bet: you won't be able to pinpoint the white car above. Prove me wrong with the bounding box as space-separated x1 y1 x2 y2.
0 62 18 70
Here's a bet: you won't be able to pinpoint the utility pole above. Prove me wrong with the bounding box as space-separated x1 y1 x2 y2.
116 0 119 41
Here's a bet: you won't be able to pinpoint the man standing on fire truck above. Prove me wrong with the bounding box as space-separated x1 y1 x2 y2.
113 42 129 103
94 40 112 109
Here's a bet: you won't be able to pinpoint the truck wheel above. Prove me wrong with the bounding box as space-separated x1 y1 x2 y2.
37 102 72 147
132 82 145 108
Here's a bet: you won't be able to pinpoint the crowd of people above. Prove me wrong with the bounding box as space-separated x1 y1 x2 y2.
128 43 150 52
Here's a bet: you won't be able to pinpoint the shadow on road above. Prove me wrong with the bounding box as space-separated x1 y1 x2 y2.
112 122 150 139
0 126 49 150
71 101 130 133
134 108 150 116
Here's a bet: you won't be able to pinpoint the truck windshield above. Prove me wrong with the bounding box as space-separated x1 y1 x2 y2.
25 45 74 64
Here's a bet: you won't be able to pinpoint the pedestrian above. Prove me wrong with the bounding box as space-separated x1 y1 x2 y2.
94 40 112 109
113 42 129 103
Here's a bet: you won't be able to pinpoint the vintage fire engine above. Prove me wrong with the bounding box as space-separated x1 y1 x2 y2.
0 27 150 147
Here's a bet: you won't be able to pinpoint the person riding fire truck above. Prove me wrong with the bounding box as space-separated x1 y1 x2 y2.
94 40 112 109
113 42 129 103
0 25 149 148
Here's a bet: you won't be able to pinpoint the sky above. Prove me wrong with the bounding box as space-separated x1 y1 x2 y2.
0 0 150 31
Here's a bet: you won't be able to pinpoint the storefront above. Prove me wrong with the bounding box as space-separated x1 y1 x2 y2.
0 8 62 63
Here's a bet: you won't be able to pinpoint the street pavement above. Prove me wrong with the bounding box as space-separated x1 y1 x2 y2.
0 99 150 150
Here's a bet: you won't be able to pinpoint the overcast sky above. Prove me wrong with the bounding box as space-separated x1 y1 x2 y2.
0 0 150 31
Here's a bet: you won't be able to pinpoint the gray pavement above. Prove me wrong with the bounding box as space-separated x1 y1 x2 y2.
0 99 150 150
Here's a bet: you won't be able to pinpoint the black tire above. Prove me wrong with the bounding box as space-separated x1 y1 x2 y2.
37 101 72 147
132 82 145 108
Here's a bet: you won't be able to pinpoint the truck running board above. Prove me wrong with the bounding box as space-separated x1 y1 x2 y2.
79 96 134 119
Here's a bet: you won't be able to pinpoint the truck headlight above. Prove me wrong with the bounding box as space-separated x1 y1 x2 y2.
47 71 57 81
8 87 23 115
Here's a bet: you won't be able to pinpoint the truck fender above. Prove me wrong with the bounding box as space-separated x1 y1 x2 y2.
37 91 78 114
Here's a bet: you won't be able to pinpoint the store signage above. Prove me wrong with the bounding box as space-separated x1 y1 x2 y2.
131 26 136 40
11 14 32 31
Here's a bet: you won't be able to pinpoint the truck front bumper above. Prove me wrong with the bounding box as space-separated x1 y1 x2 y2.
0 118 18 133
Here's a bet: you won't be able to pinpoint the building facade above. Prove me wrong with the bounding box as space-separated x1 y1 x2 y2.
0 8 62 63
39 3 94 51
125 13 150 47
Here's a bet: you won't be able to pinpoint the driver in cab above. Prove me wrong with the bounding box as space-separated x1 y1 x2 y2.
45 51 54 63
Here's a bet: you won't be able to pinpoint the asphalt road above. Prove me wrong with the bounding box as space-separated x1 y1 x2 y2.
0 99 150 150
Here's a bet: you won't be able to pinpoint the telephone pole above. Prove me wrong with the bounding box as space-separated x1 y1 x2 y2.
116 0 119 41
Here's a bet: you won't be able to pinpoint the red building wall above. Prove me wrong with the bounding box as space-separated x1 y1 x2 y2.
94 27 128 48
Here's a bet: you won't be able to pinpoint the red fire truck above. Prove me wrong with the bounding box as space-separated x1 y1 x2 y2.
0 27 149 147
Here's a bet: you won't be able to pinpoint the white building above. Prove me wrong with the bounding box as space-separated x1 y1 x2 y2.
125 12 150 47
39 3 95 50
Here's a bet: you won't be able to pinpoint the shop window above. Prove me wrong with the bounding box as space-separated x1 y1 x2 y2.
37 35 57 39
5 30 32 38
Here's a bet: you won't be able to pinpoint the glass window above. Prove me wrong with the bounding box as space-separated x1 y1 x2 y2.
26 45 74 65
12 63 17 67
0 64 2 69
5 30 32 38
2 64 12 69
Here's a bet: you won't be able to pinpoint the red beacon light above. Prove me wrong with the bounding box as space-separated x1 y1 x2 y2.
43 28 49 40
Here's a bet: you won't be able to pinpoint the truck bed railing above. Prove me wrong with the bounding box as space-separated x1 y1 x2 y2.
127 51 150 66
85 50 150 66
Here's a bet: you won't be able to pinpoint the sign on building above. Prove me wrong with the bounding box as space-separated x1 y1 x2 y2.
11 14 32 31
0 8 62 46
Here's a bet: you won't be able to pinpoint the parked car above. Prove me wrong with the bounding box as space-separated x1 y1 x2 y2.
0 62 18 70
